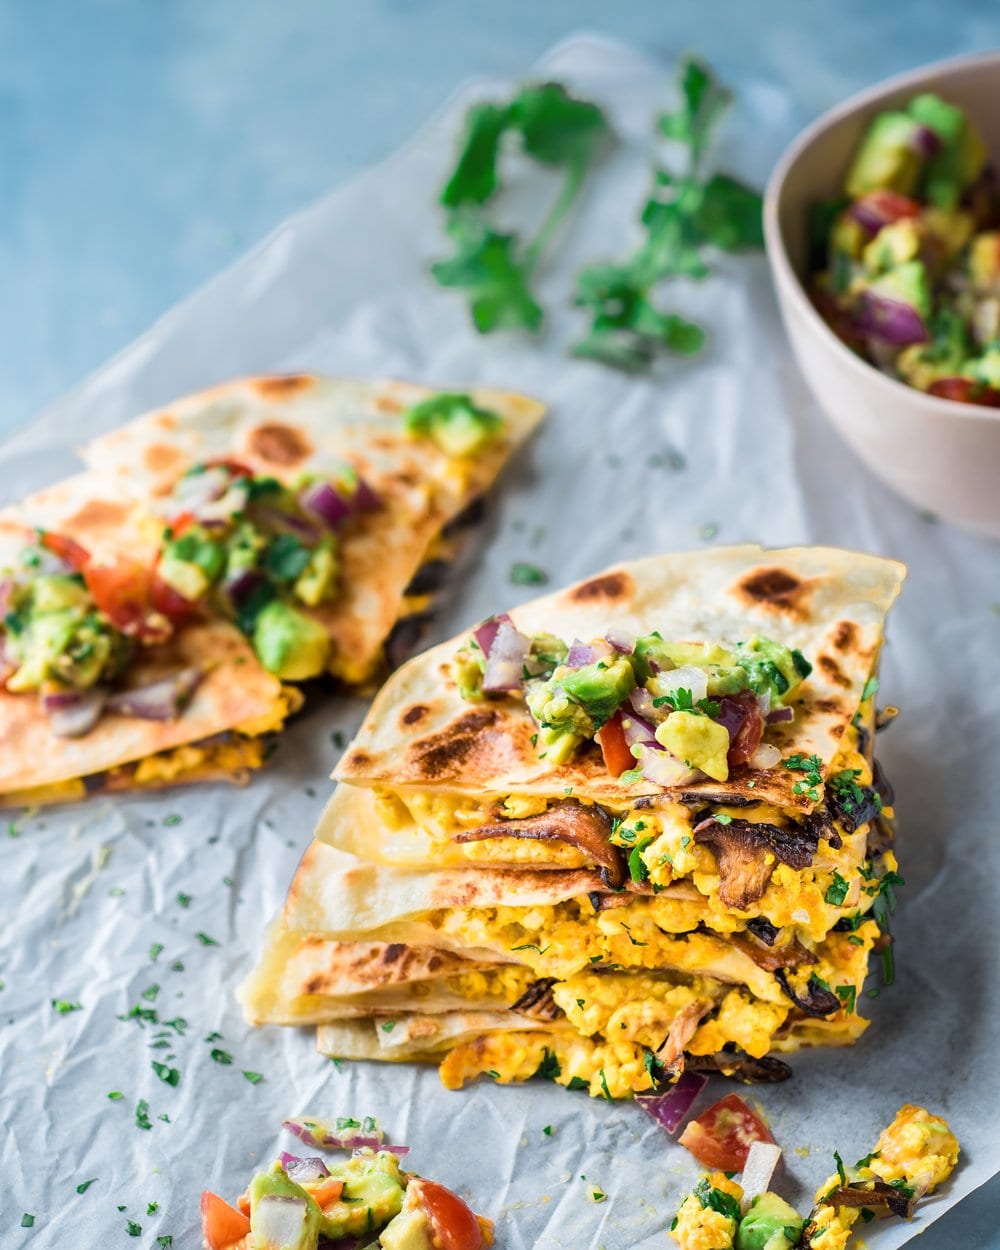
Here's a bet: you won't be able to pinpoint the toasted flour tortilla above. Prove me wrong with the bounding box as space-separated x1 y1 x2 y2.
316 1013 558 1062
80 375 545 682
337 546 905 811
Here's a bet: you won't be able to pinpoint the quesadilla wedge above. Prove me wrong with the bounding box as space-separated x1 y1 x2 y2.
78 375 544 685
242 546 906 1097
0 377 542 806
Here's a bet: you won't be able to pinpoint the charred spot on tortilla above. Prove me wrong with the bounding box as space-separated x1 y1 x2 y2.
409 708 501 780
735 566 811 615
63 498 132 534
811 695 845 716
142 442 186 479
401 704 430 727
253 374 313 398
568 570 632 603
372 392 406 414
245 421 314 466
817 653 852 689
832 620 858 651
382 943 406 964
343 749 372 772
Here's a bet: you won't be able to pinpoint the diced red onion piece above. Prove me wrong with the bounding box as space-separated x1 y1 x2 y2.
279 1153 330 1181
636 1071 708 1134
482 620 530 692
169 465 232 513
755 689 771 719
620 709 658 751
282 1118 393 1152
634 743 701 787
105 668 203 721
750 742 783 769
740 1141 783 1212
651 665 709 706
566 639 613 668
299 480 354 532
848 199 887 235
472 612 511 658
628 687 664 725
45 689 106 738
855 291 929 346
199 476 252 523
909 124 942 158
225 568 268 610
767 707 794 724
352 477 381 512
603 628 636 654
253 1195 310 1248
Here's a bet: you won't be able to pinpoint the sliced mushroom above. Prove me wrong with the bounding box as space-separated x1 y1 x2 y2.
774 969 841 1017
693 817 819 911
510 978 563 1022
745 916 780 946
806 1179 913 1225
655 998 714 1069
684 1050 793 1084
455 800 624 889
730 931 819 971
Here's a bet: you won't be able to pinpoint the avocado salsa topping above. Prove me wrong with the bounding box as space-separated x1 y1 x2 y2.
454 616 811 784
200 1141 492 1250
810 91 1000 406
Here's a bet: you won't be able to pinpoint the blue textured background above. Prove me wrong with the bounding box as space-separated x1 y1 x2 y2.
1 2 997 1245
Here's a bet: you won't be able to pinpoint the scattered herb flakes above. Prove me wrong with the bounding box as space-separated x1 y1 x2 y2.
135 1099 153 1131
141 984 160 1002
108 886 125 898
175 893 192 908
158 1113 171 1123
161 1016 188 1035
204 1031 224 1043
51 998 82 1014
542 1125 554 1137
566 1076 589 1091
329 1057 345 1071
107 1091 124 1101
824 871 850 907
146 1202 159 1215
170 961 185 973
21 1214 35 1228
8 819 21 838
157 1237 174 1249
331 729 346 750
126 1218 142 1236
699 522 719 542
835 984 857 1014
861 676 879 701
151 1061 180 1087
598 1068 613 1101
194 932 219 947
163 813 182 827
242 1071 264 1085
783 751 824 802
149 943 164 962
381 1021 396 1034
210 1048 233 1066
222 876 234 887
510 562 548 586
76 1178 98 1194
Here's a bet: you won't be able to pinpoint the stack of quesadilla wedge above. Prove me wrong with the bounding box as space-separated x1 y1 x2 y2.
242 546 907 1099
0 376 542 807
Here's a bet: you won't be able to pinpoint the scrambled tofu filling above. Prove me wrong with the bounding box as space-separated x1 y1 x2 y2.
1 687 299 807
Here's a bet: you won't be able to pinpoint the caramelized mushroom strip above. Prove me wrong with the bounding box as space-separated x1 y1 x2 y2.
684 1051 793 1084
730 931 819 971
655 998 715 1069
773 969 841 1017
692 816 818 910
455 800 623 888
510 978 563 1022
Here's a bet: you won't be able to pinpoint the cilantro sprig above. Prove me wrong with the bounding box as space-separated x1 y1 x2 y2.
572 57 763 372
434 83 610 333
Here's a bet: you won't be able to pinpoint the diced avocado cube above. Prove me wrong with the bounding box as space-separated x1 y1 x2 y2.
735 636 811 706
558 657 636 728
535 724 584 765
866 259 932 320
735 1191 803 1250
5 610 80 692
317 1162 404 1242
451 645 486 701
403 393 503 458
845 111 922 198
161 527 226 599
969 231 1000 288
655 710 730 781
294 541 339 607
157 553 210 601
963 347 1000 389
909 92 986 210
829 211 869 262
861 218 921 275
249 1167 321 1250
253 601 330 680
31 575 90 613
378 1207 434 1250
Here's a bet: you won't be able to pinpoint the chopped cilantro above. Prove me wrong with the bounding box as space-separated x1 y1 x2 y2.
542 1124 553 1136
51 999 82 1014
714 812 732 826
141 984 160 1002
536 1048 561 1080
567 1076 589 1091
146 1202 159 1215
149 943 164 962
835 985 857 1014
175 893 191 908
618 767 644 784
107 1091 124 1101
510 562 548 586
126 1219 142 1236
76 1178 98 1194
834 1150 847 1186
21 1214 35 1228
151 1061 180 1087
210 1049 233 1065
598 1068 613 1101
824 870 850 906
381 1021 396 1033
487 1069 501 1079
163 814 181 827
194 932 219 947
135 1100 152 1131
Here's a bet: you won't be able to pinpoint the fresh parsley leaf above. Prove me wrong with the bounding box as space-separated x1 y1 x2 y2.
151 1061 180 1087
510 561 548 586
535 1048 561 1080
76 1178 98 1194
693 173 764 250
441 102 511 208
210 1048 233 1065
567 1075 589 1091
51 999 82 1014
835 984 857 1014
824 870 850 907
135 1100 153 1131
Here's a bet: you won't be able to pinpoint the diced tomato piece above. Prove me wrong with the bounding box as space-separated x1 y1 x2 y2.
597 711 634 778
718 692 764 769
203 457 254 478
40 531 90 572
410 1179 485 1250
928 377 1000 407
149 572 197 623
200 1191 251 1250
83 560 172 640
167 510 197 538
856 189 921 226
678 1093 775 1171
310 1177 345 1209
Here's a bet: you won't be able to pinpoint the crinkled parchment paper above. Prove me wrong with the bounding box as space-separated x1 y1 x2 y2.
2 34 998 1250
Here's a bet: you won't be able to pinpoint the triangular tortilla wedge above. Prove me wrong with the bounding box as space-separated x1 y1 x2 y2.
79 375 545 684
336 546 904 810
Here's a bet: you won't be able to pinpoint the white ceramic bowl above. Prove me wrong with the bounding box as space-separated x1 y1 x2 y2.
765 52 1000 540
